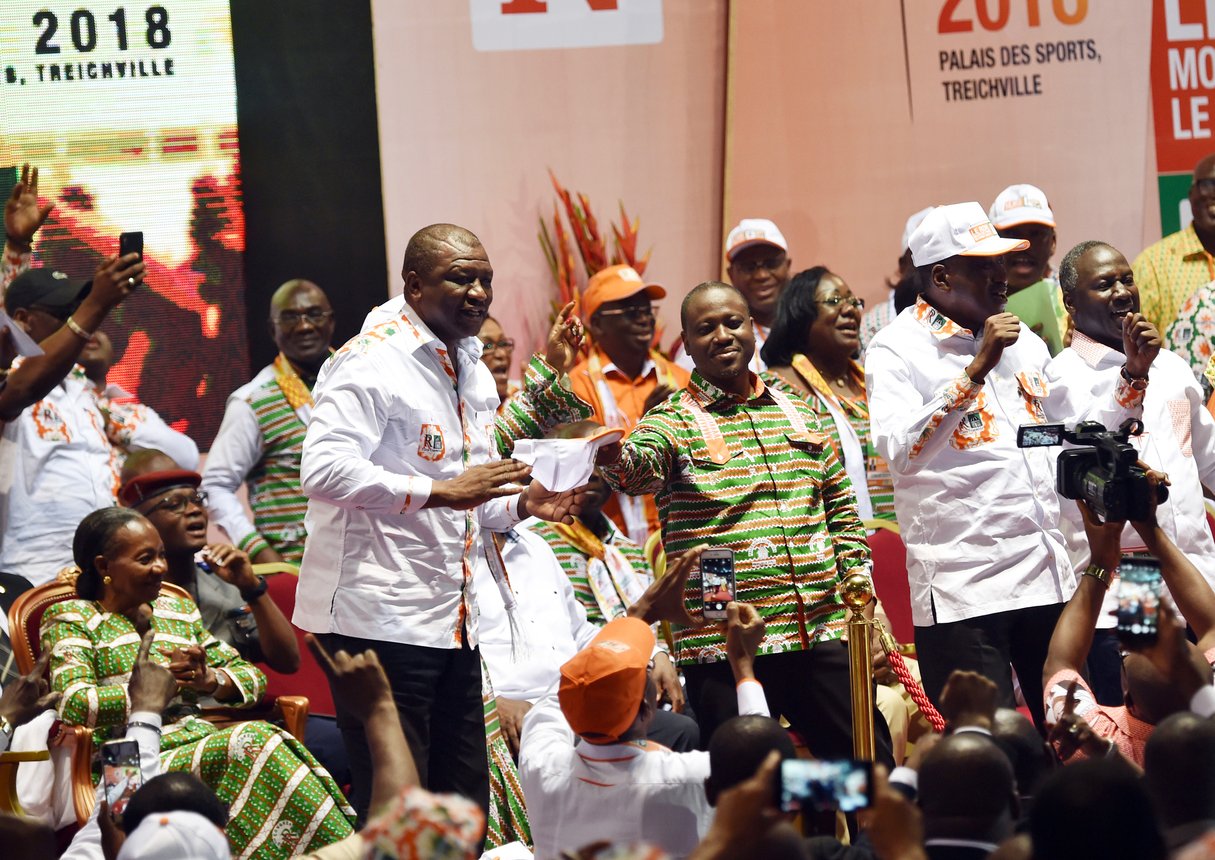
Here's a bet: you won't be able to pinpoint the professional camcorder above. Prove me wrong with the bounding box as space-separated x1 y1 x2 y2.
1016 418 1168 523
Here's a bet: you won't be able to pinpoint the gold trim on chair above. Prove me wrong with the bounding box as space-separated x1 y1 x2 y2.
0 749 50 818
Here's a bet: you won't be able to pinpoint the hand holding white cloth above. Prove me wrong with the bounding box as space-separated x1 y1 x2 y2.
511 429 623 493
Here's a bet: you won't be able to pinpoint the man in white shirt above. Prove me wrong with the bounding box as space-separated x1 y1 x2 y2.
519 600 769 859
473 523 697 754
202 280 336 565
1048 240 1202 703
673 218 790 374
294 223 589 820
867 203 1158 728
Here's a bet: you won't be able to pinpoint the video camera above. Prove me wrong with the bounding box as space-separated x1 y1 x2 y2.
1016 418 1167 523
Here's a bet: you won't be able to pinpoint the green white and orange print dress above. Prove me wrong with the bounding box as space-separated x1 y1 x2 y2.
42 593 355 859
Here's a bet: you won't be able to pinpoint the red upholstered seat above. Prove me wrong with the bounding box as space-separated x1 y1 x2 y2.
866 521 914 646
262 571 335 717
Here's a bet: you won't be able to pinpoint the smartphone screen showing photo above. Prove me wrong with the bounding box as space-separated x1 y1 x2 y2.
1115 557 1163 645
102 739 142 818
700 551 736 620
778 758 873 813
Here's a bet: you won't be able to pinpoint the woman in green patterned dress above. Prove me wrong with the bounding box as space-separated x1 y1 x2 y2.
42 507 355 859
761 265 897 523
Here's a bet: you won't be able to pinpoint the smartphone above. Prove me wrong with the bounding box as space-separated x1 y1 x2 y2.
101 738 142 818
1115 556 1163 645
777 758 874 813
118 231 143 260
700 549 736 621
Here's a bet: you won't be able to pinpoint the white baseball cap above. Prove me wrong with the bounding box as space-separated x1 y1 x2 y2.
117 811 231 860
909 203 1030 267
725 218 788 261
901 207 935 254
988 184 1056 229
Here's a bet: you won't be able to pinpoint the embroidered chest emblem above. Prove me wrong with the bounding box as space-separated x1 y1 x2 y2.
419 424 446 461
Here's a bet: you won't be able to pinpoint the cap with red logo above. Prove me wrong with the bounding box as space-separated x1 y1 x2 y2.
725 218 788 262
988 184 1056 230
909 202 1030 267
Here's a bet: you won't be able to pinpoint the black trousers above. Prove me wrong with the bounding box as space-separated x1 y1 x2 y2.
319 632 488 824
681 641 894 768
914 602 1065 730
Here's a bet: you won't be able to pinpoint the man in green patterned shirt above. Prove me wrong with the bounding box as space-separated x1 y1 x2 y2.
597 281 890 763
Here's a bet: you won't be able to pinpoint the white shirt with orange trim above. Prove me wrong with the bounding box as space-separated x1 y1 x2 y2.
1047 334 1215 627
866 299 1144 627
518 679 768 859
293 303 521 649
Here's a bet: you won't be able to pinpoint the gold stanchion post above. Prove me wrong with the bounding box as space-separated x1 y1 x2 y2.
842 572 876 761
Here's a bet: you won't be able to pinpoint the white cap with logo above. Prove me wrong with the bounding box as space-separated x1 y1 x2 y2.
909 202 1030 267
988 184 1056 229
901 207 936 254
725 218 788 261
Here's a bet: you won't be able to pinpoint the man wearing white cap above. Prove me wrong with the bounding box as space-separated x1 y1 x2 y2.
866 203 1156 728
673 218 791 374
859 206 934 356
989 183 1069 356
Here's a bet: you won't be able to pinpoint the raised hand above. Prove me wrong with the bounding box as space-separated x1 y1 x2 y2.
938 669 998 731
0 649 61 728
1048 681 1111 761
305 634 394 725
1122 312 1161 379
966 312 1021 383
128 629 178 715
725 601 766 668
201 543 259 591
627 545 707 627
544 301 584 375
4 163 55 248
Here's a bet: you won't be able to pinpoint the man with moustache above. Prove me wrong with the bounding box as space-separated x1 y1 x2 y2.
596 281 890 763
867 203 1157 727
203 279 337 565
293 223 589 817
673 218 792 374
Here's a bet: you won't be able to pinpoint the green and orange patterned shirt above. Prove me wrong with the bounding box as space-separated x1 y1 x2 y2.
1134 224 1215 334
599 370 870 666
42 593 265 748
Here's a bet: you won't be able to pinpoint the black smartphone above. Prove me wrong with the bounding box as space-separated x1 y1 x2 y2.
777 758 874 813
101 738 142 818
700 549 736 621
119 231 143 260
1115 556 1163 645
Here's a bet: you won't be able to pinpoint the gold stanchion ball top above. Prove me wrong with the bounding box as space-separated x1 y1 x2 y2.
841 573 875 610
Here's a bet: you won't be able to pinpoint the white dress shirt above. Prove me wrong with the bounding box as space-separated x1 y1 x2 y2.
474 524 600 702
519 680 769 860
866 299 1142 626
361 294 405 331
1047 334 1215 627
201 363 311 547
293 304 521 649
0 366 118 589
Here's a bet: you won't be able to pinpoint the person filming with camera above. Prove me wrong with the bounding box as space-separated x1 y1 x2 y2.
1044 240 1213 705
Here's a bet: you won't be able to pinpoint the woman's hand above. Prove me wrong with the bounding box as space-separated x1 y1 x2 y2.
161 644 219 696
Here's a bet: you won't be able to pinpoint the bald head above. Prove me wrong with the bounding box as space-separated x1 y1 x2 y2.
705 715 796 806
992 707 1054 803
402 224 484 281
1145 711 1215 829
269 279 334 372
1124 645 1210 724
1190 153 1215 240
270 279 326 313
918 733 1016 842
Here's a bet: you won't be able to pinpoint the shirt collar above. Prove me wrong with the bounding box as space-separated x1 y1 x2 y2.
398 303 483 360
599 348 656 381
687 369 768 408
1068 329 1122 369
912 296 973 340
1180 224 1211 261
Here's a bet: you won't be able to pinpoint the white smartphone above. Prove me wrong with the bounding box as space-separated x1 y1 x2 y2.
700 548 737 621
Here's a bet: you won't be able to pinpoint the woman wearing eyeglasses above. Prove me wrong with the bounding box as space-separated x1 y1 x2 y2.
761 266 896 523
41 507 356 858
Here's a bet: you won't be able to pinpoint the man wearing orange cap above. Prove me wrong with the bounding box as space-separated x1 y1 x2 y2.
568 264 690 544
518 592 769 859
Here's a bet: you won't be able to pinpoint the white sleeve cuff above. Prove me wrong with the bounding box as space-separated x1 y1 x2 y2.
1191 685 1215 719
126 711 163 729
889 766 918 792
399 476 433 514
736 679 770 717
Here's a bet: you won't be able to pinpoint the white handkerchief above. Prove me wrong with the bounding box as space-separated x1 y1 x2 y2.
0 310 44 357
512 429 624 493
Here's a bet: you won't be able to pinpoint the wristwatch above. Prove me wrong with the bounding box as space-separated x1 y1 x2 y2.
1082 563 1115 588
1120 365 1148 390
239 576 268 603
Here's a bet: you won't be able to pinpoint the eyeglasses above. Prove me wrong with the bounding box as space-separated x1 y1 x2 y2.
595 305 656 323
1195 178 1215 196
479 338 515 353
274 309 333 329
816 296 866 310
143 490 208 516
733 256 787 275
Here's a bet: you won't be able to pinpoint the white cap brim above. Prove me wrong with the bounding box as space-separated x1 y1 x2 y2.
726 238 786 261
958 236 1030 257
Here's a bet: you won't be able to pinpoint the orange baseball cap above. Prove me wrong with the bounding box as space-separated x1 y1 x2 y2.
558 616 655 743
581 264 666 321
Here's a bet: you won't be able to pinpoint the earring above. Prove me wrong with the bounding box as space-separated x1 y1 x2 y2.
103 575 112 585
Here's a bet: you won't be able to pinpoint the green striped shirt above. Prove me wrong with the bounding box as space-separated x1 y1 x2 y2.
599 371 870 666
245 382 309 562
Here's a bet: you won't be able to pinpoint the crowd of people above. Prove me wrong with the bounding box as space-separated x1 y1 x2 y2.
4 153 1215 860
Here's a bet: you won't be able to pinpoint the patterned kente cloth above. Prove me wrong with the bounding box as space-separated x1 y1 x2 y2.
42 593 355 859
481 657 531 850
599 370 870 666
242 361 312 562
1134 223 1215 334
530 518 654 625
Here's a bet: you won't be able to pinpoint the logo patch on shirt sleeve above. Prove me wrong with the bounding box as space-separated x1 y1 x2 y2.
418 424 446 461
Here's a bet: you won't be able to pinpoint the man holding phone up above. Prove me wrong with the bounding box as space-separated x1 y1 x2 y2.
597 281 890 764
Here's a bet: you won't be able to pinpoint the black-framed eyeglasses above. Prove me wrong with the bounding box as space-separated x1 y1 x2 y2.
479 338 515 353
1195 178 1215 196
816 296 866 310
143 490 208 516
733 255 787 275
274 309 333 329
595 305 656 323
